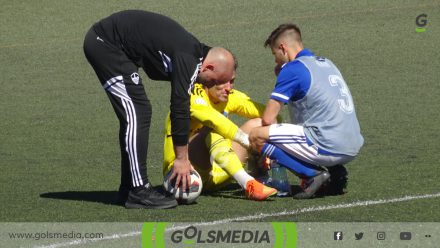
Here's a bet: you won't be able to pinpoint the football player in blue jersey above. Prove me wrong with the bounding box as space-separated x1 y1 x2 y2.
249 23 364 199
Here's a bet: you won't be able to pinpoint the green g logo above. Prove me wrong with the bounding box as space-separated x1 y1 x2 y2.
415 14 428 32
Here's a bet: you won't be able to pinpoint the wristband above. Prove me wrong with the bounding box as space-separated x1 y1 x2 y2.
234 128 250 148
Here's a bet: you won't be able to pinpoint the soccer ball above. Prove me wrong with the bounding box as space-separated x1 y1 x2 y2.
163 169 203 204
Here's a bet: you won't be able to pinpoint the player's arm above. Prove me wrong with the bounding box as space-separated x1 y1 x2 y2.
229 90 282 124
191 98 249 148
248 99 281 151
262 99 282 126
262 64 304 125
168 53 199 191
228 90 265 119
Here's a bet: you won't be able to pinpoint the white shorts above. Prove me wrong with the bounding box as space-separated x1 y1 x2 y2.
268 124 355 167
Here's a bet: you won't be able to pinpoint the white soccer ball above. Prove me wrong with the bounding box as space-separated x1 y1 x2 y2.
163 169 203 204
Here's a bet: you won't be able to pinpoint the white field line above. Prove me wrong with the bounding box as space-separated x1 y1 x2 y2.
33 192 440 248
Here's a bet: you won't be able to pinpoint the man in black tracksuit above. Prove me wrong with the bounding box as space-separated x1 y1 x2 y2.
83 10 236 209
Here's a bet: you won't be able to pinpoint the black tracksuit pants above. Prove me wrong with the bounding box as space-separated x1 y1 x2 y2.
83 28 150 189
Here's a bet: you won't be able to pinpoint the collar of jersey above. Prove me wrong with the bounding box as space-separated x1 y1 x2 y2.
295 48 314 58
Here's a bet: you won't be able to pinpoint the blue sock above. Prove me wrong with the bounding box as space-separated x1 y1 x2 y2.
262 143 318 177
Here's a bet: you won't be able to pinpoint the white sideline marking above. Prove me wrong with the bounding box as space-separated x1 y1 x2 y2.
33 192 440 248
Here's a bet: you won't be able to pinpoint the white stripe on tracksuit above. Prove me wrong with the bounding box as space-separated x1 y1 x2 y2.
103 76 143 187
268 134 307 145
158 51 172 73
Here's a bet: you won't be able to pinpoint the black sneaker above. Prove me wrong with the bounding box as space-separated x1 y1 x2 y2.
125 183 178 209
320 164 348 196
293 171 330 199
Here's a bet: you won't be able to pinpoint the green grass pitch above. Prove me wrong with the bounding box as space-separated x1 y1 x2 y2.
1 0 439 224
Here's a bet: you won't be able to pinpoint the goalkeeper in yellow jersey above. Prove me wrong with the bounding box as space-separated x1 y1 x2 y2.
163 79 277 201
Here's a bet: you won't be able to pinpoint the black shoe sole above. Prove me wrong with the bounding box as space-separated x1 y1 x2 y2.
293 172 330 199
125 201 178 209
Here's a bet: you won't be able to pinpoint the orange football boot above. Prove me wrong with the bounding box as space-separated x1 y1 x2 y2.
245 179 277 201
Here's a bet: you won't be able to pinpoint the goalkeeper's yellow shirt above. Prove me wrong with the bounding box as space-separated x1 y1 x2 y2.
163 83 265 174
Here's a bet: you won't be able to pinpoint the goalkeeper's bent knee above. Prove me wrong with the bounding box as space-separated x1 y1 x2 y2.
209 140 243 175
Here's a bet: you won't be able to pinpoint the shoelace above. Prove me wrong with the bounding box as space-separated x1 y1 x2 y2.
145 186 167 198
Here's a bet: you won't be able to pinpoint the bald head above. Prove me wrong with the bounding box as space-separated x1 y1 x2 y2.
197 47 236 87
204 47 237 76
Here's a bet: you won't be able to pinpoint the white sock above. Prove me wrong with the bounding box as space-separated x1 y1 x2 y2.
232 169 254 189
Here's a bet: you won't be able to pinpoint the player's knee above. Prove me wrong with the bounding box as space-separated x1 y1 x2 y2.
240 118 262 133
209 146 232 169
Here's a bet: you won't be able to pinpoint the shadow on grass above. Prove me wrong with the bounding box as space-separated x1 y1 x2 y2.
202 183 276 201
40 191 120 205
39 185 174 206
203 183 327 200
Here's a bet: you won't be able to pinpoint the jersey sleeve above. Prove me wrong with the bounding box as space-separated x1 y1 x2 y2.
169 53 201 146
190 95 239 141
270 61 311 103
226 90 265 118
